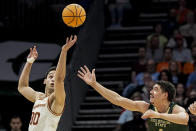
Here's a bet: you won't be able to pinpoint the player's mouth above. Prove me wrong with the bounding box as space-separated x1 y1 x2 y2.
50 83 54 87
150 94 154 98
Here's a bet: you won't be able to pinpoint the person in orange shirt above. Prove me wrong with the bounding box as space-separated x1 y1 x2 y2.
157 47 173 72
183 44 196 74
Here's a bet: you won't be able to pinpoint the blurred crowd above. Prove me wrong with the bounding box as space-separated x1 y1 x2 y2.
105 0 196 131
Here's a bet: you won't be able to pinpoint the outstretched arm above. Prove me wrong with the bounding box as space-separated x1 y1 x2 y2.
189 101 196 115
51 35 77 114
18 46 40 103
77 66 149 113
142 105 189 125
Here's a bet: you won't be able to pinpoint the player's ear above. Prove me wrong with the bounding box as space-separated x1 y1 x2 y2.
43 79 46 84
164 92 168 99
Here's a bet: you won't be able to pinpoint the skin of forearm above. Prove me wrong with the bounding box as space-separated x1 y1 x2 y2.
91 82 122 105
18 62 32 88
159 113 188 125
55 51 67 81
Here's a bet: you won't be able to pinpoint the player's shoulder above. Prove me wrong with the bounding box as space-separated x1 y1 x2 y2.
172 104 187 113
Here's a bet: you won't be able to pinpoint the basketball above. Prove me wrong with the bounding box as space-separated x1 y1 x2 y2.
62 4 86 28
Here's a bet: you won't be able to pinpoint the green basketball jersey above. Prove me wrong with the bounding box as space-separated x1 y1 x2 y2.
147 102 189 131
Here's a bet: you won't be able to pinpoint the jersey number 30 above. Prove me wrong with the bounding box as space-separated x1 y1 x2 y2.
30 112 40 125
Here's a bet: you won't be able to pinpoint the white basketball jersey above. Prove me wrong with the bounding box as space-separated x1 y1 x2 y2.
28 96 62 131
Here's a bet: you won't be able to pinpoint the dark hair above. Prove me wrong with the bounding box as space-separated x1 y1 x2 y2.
45 66 56 78
158 69 173 82
164 47 172 52
10 115 21 122
156 80 176 102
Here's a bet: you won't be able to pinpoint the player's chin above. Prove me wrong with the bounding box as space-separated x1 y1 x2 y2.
150 98 154 103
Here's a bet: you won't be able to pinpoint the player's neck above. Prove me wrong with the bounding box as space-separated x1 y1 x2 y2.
154 101 170 113
45 88 53 97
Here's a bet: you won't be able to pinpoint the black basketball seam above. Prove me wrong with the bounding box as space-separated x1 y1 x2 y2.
64 7 75 24
79 8 82 16
67 16 75 25
79 8 84 24
65 7 74 15
63 15 86 17
75 5 78 27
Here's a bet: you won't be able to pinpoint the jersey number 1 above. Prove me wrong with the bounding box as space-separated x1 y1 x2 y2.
30 112 40 125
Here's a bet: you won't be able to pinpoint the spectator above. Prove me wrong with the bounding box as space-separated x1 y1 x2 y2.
146 34 163 62
131 47 147 83
168 61 185 85
180 11 196 45
156 47 174 72
175 83 186 107
9 115 22 131
122 72 152 100
162 8 179 38
158 69 173 83
167 29 188 48
186 62 196 88
113 91 146 131
172 34 192 62
175 0 192 25
183 43 196 74
147 24 168 49
107 0 131 28
136 59 159 86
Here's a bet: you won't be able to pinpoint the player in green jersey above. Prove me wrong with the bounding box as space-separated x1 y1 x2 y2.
77 66 189 131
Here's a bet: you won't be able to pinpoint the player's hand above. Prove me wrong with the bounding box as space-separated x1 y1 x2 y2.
28 46 38 60
189 101 196 115
141 109 160 119
62 35 77 51
77 65 96 86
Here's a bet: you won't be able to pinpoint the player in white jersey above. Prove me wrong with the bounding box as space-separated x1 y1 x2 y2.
18 35 77 131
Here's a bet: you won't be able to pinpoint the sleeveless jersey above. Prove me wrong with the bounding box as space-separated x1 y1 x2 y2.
28 96 62 131
147 102 189 131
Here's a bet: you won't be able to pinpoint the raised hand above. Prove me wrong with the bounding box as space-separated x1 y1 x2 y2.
189 101 196 115
77 65 96 86
28 46 38 60
141 109 159 119
62 35 77 51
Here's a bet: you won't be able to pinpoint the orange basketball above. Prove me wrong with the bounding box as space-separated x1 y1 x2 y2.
62 4 86 28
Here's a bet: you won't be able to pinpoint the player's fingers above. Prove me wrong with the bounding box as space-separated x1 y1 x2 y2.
80 67 87 74
73 35 77 42
141 114 146 119
84 65 90 73
69 35 73 41
77 74 84 80
78 70 85 77
66 37 69 43
92 69 96 75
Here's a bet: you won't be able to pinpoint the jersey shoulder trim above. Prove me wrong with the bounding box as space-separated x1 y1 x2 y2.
47 97 63 116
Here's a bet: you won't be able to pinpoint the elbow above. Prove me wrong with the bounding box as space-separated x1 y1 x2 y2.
180 114 189 125
184 115 189 125
17 85 22 94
